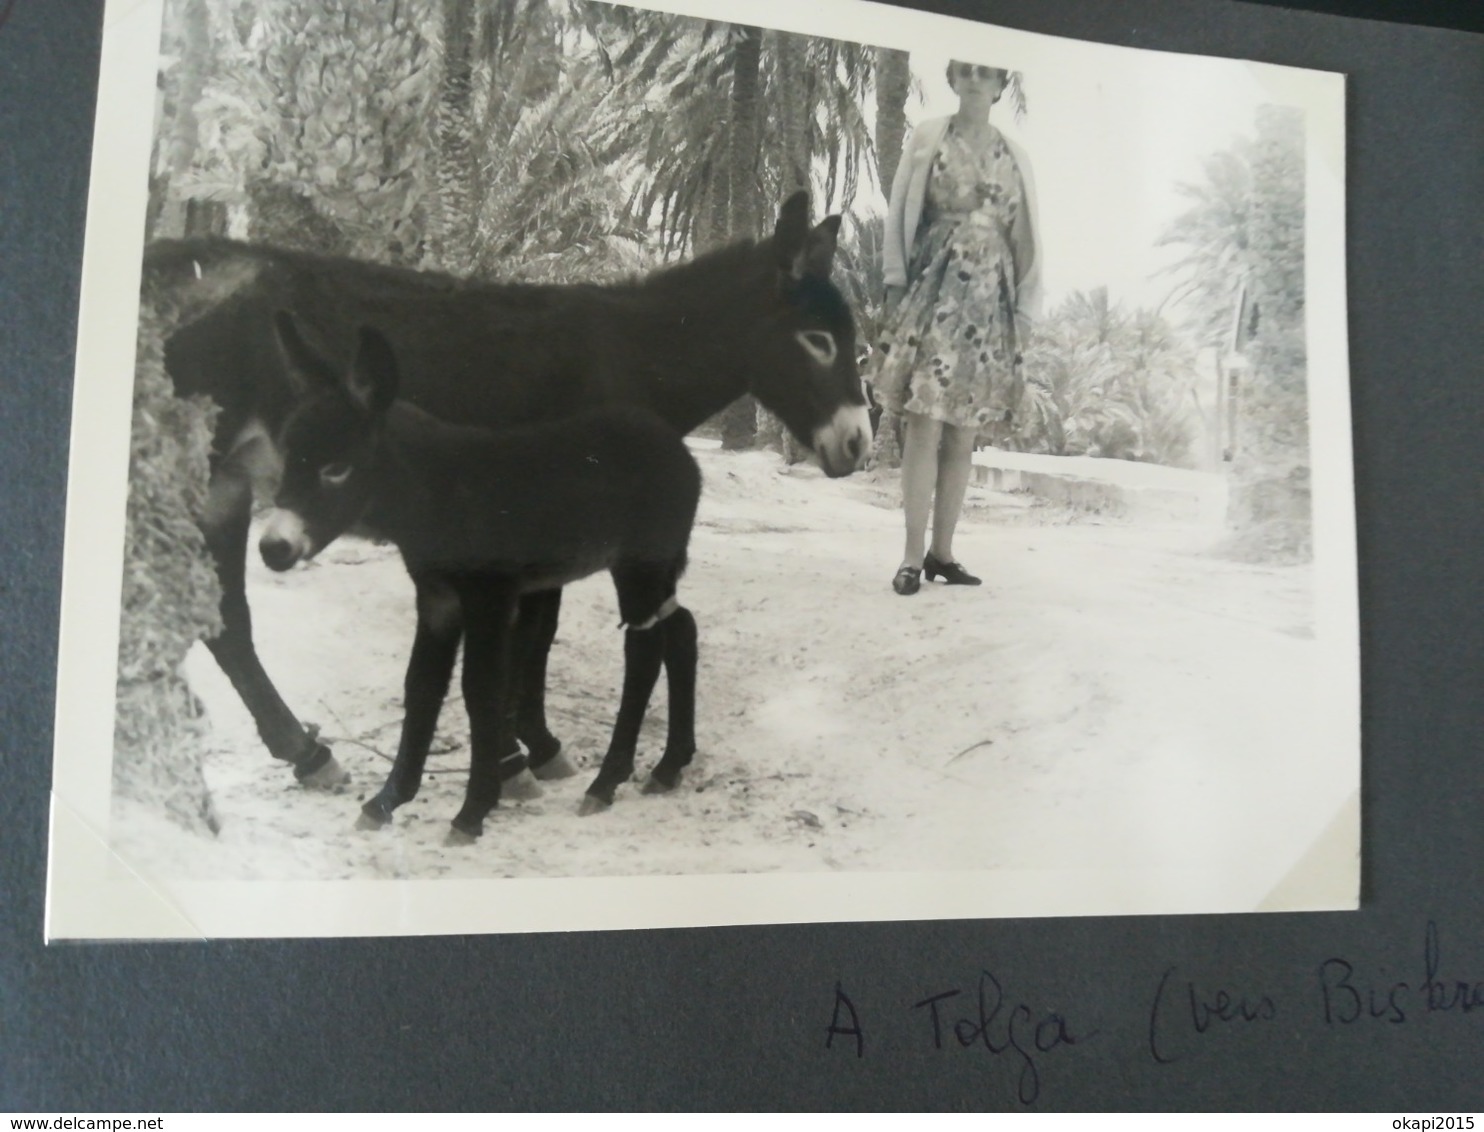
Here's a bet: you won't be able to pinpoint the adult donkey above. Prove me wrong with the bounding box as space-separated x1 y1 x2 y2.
146 191 869 789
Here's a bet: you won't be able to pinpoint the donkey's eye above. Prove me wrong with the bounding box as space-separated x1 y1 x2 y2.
319 462 353 487
796 330 838 368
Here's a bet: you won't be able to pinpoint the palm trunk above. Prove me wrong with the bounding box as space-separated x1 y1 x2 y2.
151 0 211 240
865 47 911 469
427 0 482 275
727 26 763 241
756 30 811 461
697 159 730 254
870 408 903 470
719 25 764 451
873 47 910 192
775 31 811 192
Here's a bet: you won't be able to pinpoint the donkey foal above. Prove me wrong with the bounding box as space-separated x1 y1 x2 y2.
259 313 701 841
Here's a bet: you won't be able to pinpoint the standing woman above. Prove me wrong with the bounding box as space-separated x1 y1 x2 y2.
873 61 1041 595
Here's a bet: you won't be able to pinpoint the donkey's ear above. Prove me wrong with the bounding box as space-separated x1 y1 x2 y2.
773 190 812 276
347 326 399 417
800 214 843 279
273 310 338 395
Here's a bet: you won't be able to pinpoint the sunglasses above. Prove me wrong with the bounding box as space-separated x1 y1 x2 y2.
954 64 1003 80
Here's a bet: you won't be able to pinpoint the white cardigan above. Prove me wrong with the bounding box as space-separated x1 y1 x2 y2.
881 115 1043 318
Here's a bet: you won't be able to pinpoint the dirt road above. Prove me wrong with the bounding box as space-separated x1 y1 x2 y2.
115 443 1348 914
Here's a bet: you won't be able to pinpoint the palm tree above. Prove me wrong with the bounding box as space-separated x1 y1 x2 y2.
1018 289 1197 466
1020 290 1126 457
168 0 440 262
596 16 877 258
1158 105 1308 554
1157 147 1253 348
451 0 657 281
801 38 875 215
157 0 885 309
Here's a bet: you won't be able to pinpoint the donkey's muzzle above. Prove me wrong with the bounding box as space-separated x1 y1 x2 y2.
813 404 873 478
260 536 299 572
259 508 313 572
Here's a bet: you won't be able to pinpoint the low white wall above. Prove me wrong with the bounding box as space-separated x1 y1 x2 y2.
972 448 1228 526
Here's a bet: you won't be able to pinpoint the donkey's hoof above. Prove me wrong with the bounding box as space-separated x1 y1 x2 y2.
577 792 612 817
502 768 545 802
444 825 479 847
642 768 683 795
522 729 564 764
447 815 483 843
294 748 351 791
531 749 579 781
357 798 394 830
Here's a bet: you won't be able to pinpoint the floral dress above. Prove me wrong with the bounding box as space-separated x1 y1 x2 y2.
873 123 1031 437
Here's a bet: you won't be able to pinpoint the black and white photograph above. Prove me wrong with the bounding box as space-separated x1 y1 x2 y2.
46 0 1356 939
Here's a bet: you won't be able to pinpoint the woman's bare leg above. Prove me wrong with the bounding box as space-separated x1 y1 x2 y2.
929 422 979 564
900 412 944 569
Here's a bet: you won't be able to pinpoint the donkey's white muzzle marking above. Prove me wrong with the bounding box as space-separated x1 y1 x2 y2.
259 508 314 572
813 403 873 478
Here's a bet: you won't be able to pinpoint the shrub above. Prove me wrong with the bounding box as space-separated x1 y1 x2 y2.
111 277 223 835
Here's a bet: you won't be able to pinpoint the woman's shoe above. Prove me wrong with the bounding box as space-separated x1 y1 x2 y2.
924 552 982 586
892 564 922 595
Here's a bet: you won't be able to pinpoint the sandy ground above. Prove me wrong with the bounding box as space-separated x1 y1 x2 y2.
113 442 1341 901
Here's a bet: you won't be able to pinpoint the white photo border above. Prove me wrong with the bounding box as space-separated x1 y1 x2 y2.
46 0 1357 940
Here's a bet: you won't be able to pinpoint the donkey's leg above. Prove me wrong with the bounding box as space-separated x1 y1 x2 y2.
358 577 462 830
644 604 698 794
201 470 348 788
448 581 519 842
580 564 673 814
483 594 562 802
480 592 563 794
579 621 666 815
488 595 541 784
514 588 576 780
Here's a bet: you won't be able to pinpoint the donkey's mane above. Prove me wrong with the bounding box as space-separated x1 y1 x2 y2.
628 238 767 294
145 232 773 305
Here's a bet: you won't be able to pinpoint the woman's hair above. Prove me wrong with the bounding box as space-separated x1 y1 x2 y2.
946 60 1009 96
